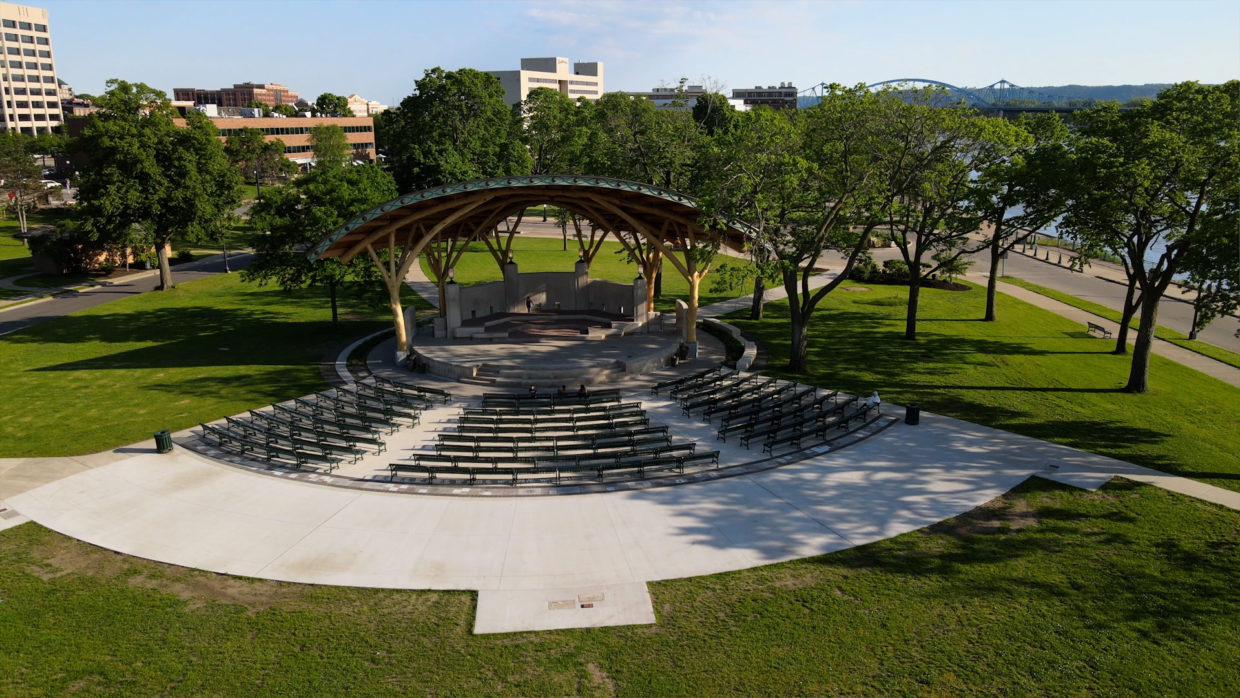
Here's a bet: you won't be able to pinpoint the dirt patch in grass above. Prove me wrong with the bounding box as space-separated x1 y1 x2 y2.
126 574 310 614
584 662 617 695
932 494 1040 538
27 537 135 581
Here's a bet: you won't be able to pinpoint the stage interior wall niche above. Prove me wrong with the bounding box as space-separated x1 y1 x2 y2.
434 260 650 339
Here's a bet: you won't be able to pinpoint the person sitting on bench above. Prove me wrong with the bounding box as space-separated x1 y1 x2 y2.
578 384 588 397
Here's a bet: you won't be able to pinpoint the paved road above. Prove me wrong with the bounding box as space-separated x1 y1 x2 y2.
0 252 252 337
971 247 1239 352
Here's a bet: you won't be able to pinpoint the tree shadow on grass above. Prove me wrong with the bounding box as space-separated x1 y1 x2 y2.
140 367 328 403
810 478 1239 630
10 305 383 372
1006 418 1174 464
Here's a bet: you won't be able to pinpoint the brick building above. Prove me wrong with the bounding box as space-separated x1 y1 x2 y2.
173 82 300 109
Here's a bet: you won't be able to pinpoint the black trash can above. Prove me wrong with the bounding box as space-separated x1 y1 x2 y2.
904 404 921 426
154 429 173 454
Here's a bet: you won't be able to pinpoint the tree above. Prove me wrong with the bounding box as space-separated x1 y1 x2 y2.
1058 82 1239 392
698 85 903 372
385 67 531 192
691 92 737 136
698 108 806 323
585 91 702 192
309 124 350 168
518 87 589 175
969 113 1068 321
244 164 398 321
74 79 241 290
271 103 297 117
314 92 351 117
0 131 46 234
884 94 1009 340
225 128 292 192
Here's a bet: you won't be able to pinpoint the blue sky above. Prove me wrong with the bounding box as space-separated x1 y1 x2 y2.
43 0 1239 105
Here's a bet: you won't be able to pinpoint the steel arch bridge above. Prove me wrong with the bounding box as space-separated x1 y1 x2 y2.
800 79 1075 110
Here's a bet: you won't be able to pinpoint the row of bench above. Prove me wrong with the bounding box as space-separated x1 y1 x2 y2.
373 375 453 404
196 380 437 471
757 400 876 454
650 366 725 395
200 422 347 471
481 389 621 409
390 449 720 485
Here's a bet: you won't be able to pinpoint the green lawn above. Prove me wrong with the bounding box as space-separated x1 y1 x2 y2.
0 478 1235 694
730 283 1240 492
0 273 390 457
1000 275 1240 369
419 236 755 311
0 209 69 279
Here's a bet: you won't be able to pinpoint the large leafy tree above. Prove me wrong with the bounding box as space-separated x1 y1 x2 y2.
969 113 1069 321
1058 81 1239 392
224 127 292 189
884 94 1014 340
0 131 46 234
244 163 398 322
309 124 350 168
313 92 351 117
699 85 905 373
518 87 589 175
75 79 241 290
691 92 738 136
585 92 702 192
385 67 531 192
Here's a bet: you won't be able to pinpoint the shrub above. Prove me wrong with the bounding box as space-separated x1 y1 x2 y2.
849 250 879 282
881 258 910 280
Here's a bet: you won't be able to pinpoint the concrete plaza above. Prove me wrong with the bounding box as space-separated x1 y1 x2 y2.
9 406 1229 633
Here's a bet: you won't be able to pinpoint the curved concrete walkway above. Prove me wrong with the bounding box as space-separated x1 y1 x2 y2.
9 408 1235 633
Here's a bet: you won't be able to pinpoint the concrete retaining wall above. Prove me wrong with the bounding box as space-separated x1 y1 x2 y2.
703 317 758 371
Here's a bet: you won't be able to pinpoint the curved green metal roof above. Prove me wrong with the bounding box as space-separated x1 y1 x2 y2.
312 174 749 262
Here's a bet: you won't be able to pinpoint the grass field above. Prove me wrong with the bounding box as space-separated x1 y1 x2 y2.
728 283 1240 492
2 238 1239 693
1000 275 1240 369
0 210 69 278
0 478 1235 694
0 273 390 457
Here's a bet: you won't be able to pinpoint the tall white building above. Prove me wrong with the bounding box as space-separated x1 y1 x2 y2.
488 57 604 106
0 1 60 134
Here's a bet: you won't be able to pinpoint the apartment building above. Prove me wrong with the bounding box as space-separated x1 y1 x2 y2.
488 57 603 106
0 1 61 134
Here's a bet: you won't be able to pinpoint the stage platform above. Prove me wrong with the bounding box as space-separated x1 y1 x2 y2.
412 328 683 387
454 309 648 340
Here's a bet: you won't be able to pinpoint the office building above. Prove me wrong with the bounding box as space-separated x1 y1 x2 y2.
488 57 603 106
0 1 61 134
180 115 377 166
731 83 798 109
173 82 300 109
